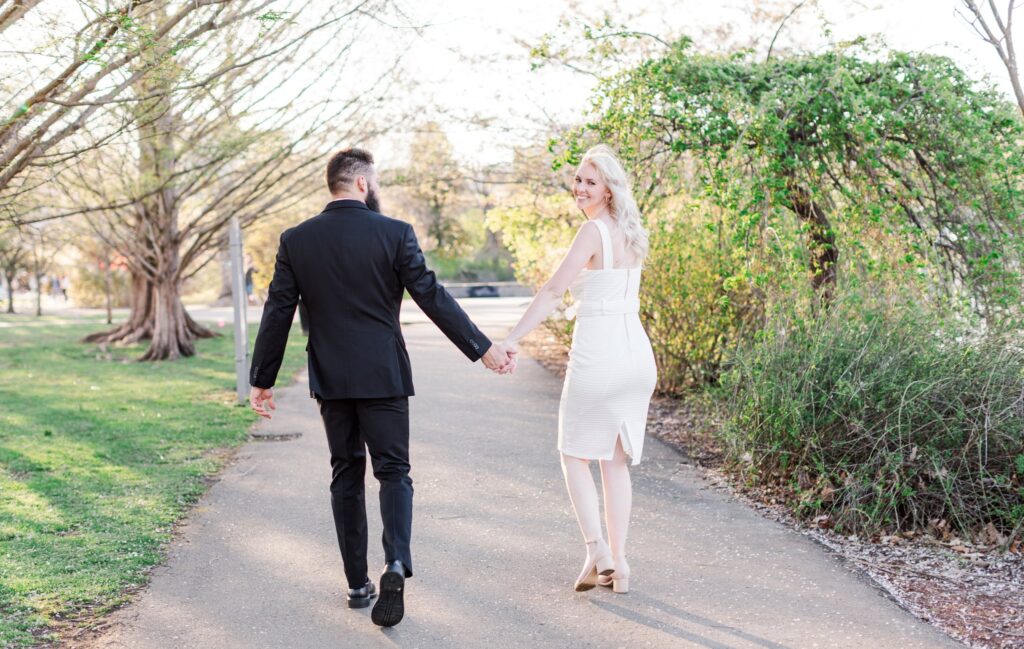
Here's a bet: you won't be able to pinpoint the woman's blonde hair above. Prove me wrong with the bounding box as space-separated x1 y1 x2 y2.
578 144 649 262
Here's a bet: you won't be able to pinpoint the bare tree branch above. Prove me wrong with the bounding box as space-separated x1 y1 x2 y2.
0 0 44 35
766 1 810 62
959 0 1024 114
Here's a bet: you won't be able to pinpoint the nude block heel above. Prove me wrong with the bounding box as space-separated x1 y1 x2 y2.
598 558 630 594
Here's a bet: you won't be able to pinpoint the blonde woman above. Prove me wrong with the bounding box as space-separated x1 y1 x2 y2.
503 144 657 593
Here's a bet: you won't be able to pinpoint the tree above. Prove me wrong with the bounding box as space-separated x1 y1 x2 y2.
23 222 65 316
556 39 1024 318
525 0 842 76
958 0 1024 115
9 0 411 359
0 0 258 203
0 226 28 313
386 124 467 258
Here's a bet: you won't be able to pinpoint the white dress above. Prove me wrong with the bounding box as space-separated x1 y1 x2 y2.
557 220 658 466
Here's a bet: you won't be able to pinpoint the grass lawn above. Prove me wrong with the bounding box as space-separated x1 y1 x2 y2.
0 314 306 647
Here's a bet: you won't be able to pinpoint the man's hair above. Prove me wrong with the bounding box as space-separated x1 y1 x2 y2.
326 148 375 194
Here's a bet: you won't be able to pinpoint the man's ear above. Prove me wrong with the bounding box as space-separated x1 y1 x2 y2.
355 175 368 194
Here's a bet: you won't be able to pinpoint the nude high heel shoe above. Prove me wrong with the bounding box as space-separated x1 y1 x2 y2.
574 539 614 592
597 558 630 593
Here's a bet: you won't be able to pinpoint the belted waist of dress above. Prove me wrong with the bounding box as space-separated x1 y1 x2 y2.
566 297 641 320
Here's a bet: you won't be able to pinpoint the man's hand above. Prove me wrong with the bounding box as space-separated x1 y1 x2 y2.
250 386 276 419
481 342 518 375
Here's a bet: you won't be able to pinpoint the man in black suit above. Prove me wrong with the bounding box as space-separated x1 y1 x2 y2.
248 148 515 627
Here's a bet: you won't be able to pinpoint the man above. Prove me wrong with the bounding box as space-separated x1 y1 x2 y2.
248 148 515 628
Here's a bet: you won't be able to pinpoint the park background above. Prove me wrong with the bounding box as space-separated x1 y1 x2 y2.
1 0 1023 647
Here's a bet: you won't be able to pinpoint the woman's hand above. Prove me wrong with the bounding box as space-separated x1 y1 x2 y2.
503 340 519 374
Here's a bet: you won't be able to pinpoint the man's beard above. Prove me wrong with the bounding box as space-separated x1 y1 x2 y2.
365 187 381 213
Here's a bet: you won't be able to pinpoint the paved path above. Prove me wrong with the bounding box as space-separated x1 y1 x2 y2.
84 306 963 648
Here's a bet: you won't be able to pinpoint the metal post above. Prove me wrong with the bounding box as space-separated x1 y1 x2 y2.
229 216 249 404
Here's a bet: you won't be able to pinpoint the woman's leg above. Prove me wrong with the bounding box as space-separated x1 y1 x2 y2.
560 453 602 543
561 452 613 589
599 437 632 570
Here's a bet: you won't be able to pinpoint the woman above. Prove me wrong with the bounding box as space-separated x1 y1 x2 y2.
502 144 657 594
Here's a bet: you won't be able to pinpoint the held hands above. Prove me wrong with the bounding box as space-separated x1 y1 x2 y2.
481 341 518 375
250 386 276 419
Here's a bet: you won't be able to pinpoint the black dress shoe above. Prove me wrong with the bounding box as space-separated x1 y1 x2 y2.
371 561 406 627
347 579 377 609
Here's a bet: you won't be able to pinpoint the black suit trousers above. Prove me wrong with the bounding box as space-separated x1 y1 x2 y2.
316 396 414 589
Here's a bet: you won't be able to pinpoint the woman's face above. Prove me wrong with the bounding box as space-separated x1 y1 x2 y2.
573 162 611 214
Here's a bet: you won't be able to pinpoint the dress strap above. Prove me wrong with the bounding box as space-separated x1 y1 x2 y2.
593 219 614 270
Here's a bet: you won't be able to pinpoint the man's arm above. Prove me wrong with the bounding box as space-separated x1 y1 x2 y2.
395 224 492 361
249 231 299 390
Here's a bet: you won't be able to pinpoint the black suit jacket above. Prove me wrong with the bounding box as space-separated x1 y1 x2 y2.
249 199 491 399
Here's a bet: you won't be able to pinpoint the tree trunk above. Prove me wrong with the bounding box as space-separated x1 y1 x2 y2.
139 226 216 361
787 183 838 305
103 250 113 325
141 275 194 361
34 272 42 316
3 272 13 313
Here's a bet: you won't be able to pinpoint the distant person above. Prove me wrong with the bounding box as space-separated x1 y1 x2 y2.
297 297 309 335
499 144 657 595
244 259 256 305
247 148 515 628
59 275 69 301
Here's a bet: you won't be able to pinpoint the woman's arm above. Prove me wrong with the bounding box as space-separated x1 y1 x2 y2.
504 221 602 348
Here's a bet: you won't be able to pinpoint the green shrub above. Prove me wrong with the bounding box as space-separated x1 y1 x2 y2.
722 294 1024 537
640 196 808 393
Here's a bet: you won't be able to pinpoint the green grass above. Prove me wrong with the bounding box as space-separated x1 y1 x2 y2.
0 315 306 647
